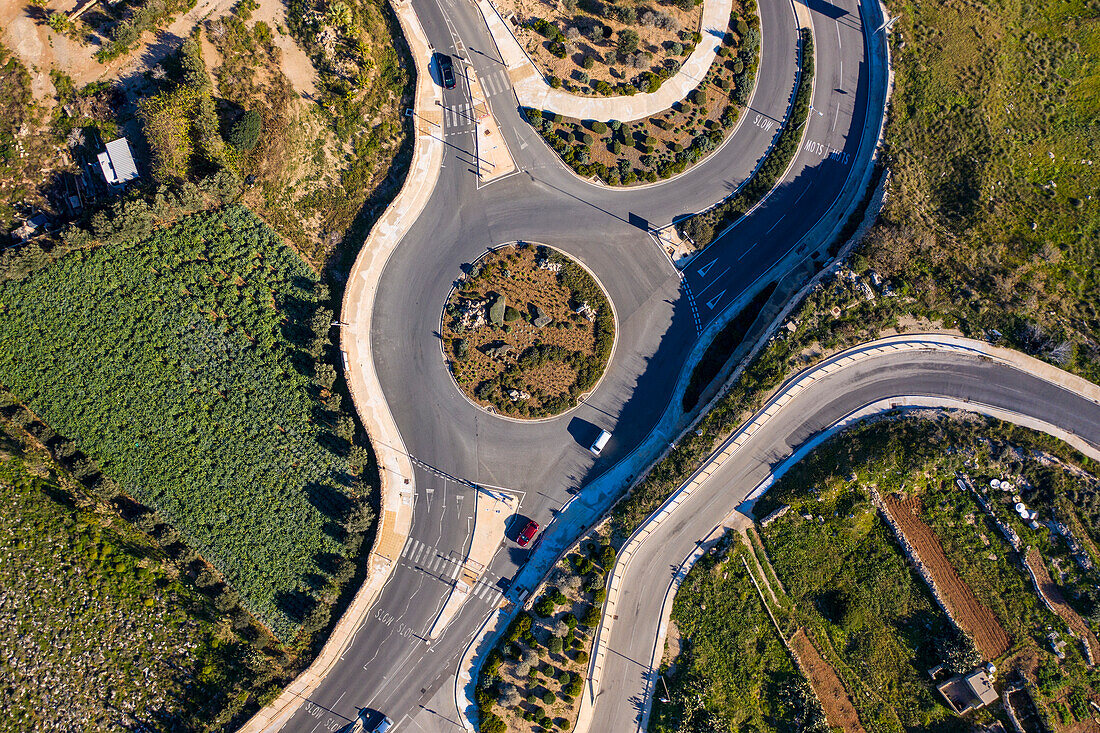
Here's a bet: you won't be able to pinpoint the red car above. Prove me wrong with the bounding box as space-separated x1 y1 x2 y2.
517 520 540 547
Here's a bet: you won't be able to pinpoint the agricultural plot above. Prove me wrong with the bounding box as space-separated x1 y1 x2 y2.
0 424 271 732
0 206 371 641
882 495 1011 660
789 629 866 733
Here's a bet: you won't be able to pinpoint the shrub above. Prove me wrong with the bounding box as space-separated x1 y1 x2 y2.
563 612 578 628
610 140 622 154
534 595 556 616
503 306 520 321
549 41 567 58
581 132 594 144
591 120 607 133
567 677 584 696
733 58 744 74
582 604 601 627
609 119 621 130
480 713 506 733
229 110 262 151
617 29 639 56
527 694 539 705
577 71 589 84
549 76 562 88
548 636 564 654
543 691 556 705
575 650 590 664
670 42 683 55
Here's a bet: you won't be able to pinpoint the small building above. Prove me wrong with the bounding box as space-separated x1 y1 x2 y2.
937 669 998 715
97 137 139 187
10 212 50 242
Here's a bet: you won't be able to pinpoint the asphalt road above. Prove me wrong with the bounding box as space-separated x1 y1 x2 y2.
589 347 1100 731
280 0 881 727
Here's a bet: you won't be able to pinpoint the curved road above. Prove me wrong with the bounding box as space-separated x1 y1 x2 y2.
589 339 1100 731
281 0 882 727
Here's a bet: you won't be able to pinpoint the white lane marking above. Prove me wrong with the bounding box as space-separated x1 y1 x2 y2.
836 20 842 49
695 266 730 298
737 242 758 261
765 213 786 234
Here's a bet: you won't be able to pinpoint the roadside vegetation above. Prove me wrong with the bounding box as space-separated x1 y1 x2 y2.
0 418 277 732
650 536 826 733
476 535 617 733
522 2 758 184
859 0 1100 378
445 244 615 419
506 0 703 96
213 0 411 264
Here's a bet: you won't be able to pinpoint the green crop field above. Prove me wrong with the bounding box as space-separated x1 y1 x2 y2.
0 206 366 640
0 425 268 731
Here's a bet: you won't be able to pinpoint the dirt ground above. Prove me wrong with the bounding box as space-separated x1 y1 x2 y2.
789 628 868 733
1025 548 1100 664
1 0 239 105
883 495 1012 659
497 0 701 94
443 244 602 415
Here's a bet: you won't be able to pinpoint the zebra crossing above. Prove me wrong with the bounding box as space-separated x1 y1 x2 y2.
479 72 511 97
443 103 475 132
400 538 505 603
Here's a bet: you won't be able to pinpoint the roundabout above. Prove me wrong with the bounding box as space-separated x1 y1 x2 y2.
442 244 615 420
264 0 892 726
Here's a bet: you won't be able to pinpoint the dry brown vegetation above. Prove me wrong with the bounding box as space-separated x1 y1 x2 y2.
443 244 613 418
501 0 701 94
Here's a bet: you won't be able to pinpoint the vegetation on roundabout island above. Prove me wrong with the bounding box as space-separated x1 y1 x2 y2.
521 1 760 186
443 244 615 419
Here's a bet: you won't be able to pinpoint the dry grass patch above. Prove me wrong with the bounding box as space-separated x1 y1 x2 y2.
443 243 613 419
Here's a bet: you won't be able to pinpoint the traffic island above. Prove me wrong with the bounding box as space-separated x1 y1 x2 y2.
429 489 517 639
441 243 615 420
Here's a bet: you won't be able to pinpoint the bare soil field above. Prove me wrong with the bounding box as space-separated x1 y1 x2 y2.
789 628 867 733
884 495 1012 659
1025 547 1100 664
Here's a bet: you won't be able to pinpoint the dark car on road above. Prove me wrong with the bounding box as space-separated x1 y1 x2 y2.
436 53 456 89
517 520 540 547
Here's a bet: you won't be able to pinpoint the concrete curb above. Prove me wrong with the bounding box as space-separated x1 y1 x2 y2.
235 2 444 730
476 0 733 122
582 335 1100 733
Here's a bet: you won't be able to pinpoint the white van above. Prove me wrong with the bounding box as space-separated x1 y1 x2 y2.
589 429 611 456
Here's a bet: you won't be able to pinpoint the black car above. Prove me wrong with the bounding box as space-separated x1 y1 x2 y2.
436 53 456 89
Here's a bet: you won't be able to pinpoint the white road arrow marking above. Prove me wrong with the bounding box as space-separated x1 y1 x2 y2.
696 259 717 278
705 290 727 310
